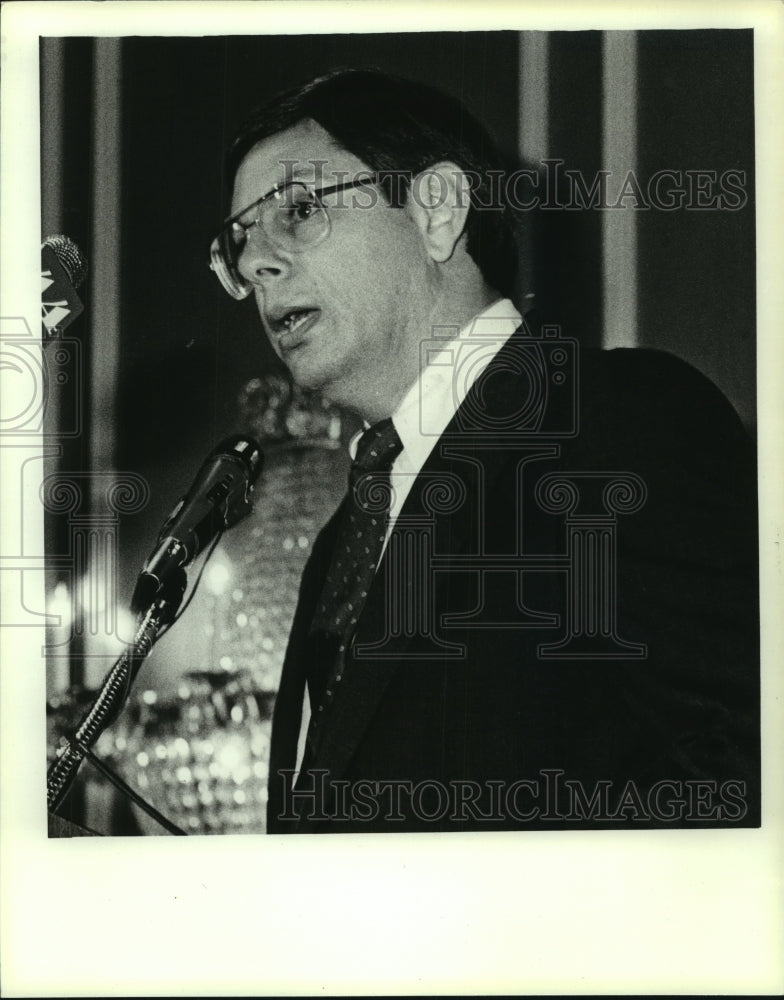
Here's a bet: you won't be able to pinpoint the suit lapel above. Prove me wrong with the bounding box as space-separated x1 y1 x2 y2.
301 312 554 815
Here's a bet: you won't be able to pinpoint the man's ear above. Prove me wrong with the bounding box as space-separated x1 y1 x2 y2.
408 161 472 263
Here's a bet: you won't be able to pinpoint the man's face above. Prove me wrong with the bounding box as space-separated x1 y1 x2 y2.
231 119 431 419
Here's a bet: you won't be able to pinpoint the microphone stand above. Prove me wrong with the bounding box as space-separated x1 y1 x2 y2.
46 573 186 815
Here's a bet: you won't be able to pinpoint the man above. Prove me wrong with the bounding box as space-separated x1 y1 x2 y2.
210 69 759 832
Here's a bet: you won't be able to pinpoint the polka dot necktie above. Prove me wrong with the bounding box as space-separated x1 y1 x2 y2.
310 417 404 645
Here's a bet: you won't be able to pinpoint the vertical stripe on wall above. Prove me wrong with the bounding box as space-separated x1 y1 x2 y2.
40 39 65 235
89 38 122 471
601 31 638 349
519 32 549 163
85 39 122 679
40 40 68 694
518 32 549 304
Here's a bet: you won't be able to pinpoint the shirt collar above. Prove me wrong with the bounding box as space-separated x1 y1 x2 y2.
347 297 523 463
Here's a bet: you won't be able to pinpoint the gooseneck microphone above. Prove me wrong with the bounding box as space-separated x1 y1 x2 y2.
48 435 263 818
131 435 263 616
41 234 88 338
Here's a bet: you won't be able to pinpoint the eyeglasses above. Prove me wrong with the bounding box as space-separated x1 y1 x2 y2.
210 176 379 300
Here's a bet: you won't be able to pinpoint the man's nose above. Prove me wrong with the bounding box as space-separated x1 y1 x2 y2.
237 223 290 283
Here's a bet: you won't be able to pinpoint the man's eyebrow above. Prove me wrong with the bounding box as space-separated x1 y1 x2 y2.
282 170 314 185
231 172 303 211
277 160 352 186
277 162 310 178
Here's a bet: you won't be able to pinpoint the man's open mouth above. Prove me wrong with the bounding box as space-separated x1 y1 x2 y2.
272 308 319 336
285 308 316 331
271 308 321 351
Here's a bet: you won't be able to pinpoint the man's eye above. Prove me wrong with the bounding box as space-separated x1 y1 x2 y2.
284 196 318 222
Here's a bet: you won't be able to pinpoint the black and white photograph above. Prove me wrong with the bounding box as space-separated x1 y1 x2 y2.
1 1 782 995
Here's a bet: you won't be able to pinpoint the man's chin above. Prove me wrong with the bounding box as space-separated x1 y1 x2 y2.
286 361 355 413
285 354 336 395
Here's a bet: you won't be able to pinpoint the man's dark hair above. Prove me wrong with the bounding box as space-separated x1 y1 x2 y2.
227 67 518 297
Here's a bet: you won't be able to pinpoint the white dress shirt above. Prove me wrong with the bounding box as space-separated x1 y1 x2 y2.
349 296 523 545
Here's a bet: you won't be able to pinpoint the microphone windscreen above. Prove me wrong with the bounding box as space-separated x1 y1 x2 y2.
43 234 88 289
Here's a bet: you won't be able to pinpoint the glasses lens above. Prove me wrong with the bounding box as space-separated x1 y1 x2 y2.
210 233 251 301
210 183 330 299
267 184 328 248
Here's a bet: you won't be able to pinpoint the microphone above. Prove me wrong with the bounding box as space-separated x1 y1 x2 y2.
41 234 88 338
131 435 263 616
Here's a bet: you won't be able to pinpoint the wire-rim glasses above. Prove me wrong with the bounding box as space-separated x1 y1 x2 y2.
210 176 379 300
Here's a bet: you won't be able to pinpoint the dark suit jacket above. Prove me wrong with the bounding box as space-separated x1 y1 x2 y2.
267 314 759 832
